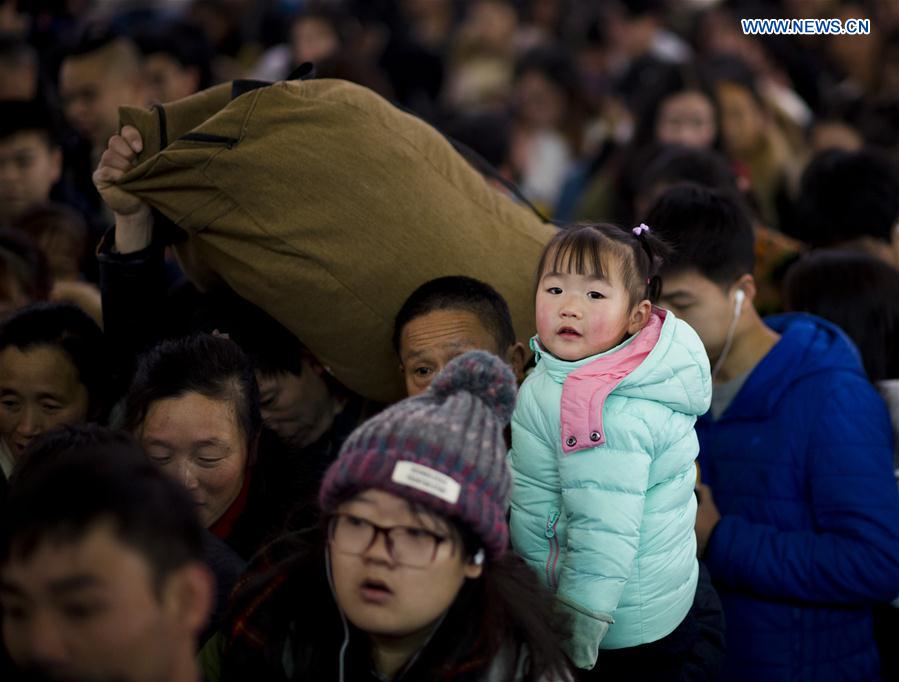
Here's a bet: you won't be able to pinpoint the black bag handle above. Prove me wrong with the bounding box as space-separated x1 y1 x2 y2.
287 62 316 81
231 62 317 100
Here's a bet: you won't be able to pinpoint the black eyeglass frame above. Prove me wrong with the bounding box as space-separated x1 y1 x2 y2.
327 513 450 568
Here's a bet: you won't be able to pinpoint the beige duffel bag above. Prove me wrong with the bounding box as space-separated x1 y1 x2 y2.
116 78 554 402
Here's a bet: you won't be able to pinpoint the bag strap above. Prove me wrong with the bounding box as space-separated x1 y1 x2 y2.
287 62 316 82
231 62 317 101
394 99 553 225
445 136 552 225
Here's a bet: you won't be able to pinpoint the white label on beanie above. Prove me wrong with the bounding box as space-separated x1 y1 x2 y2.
392 461 461 504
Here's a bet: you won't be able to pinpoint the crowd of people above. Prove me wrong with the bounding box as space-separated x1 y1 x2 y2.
2 0 899 680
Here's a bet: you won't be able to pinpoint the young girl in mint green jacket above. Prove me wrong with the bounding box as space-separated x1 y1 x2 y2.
509 223 712 673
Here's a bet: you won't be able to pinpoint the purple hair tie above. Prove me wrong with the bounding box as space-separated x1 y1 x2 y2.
633 223 655 290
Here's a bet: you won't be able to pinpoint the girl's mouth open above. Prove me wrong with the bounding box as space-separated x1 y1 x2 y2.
557 327 581 338
360 578 394 604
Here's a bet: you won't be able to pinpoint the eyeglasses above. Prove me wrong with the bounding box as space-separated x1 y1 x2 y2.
328 513 449 568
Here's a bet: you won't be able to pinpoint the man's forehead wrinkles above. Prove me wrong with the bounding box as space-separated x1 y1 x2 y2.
404 315 487 342
405 323 479 342
403 338 478 360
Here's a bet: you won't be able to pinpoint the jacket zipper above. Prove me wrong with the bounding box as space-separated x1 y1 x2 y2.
544 510 561 591
178 132 239 148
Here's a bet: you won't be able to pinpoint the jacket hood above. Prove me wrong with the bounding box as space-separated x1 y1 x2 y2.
718 312 867 421
533 307 711 419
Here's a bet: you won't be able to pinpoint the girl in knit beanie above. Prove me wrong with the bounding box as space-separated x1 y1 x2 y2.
203 351 574 682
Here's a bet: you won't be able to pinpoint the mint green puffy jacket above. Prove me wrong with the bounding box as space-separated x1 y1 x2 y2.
509 308 711 668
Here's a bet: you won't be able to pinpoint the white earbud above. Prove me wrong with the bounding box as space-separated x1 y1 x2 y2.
733 288 746 317
472 549 485 566
712 287 747 380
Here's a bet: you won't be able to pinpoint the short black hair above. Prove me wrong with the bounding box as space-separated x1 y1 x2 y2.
514 45 581 100
0 32 36 69
393 276 516 356
618 0 665 17
0 227 51 303
645 182 756 287
14 201 87 251
195 292 304 378
706 54 765 107
784 250 899 382
795 148 899 248
0 100 60 146
638 145 738 200
194 292 351 401
0 302 109 420
64 21 123 58
123 334 261 450
62 21 142 84
1 425 204 590
133 20 213 91
440 111 511 170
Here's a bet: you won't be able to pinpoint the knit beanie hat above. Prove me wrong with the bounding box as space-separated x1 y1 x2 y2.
319 350 516 560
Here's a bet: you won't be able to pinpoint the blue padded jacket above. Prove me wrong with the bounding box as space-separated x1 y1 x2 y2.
699 313 899 681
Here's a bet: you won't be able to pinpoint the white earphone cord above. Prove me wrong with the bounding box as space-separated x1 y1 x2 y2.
324 549 351 682
711 291 744 380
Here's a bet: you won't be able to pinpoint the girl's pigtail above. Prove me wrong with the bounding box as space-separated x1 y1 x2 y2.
631 223 670 303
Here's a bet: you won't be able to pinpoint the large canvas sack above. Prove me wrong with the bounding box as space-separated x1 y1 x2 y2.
116 78 555 403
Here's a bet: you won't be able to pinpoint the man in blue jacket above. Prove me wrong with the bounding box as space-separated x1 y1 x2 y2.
647 182 899 681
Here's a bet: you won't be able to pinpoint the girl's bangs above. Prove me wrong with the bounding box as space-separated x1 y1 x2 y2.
544 228 612 281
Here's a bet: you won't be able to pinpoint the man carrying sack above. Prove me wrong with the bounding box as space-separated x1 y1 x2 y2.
93 77 555 403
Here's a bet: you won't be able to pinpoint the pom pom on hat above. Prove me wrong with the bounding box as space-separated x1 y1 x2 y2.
429 350 517 426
